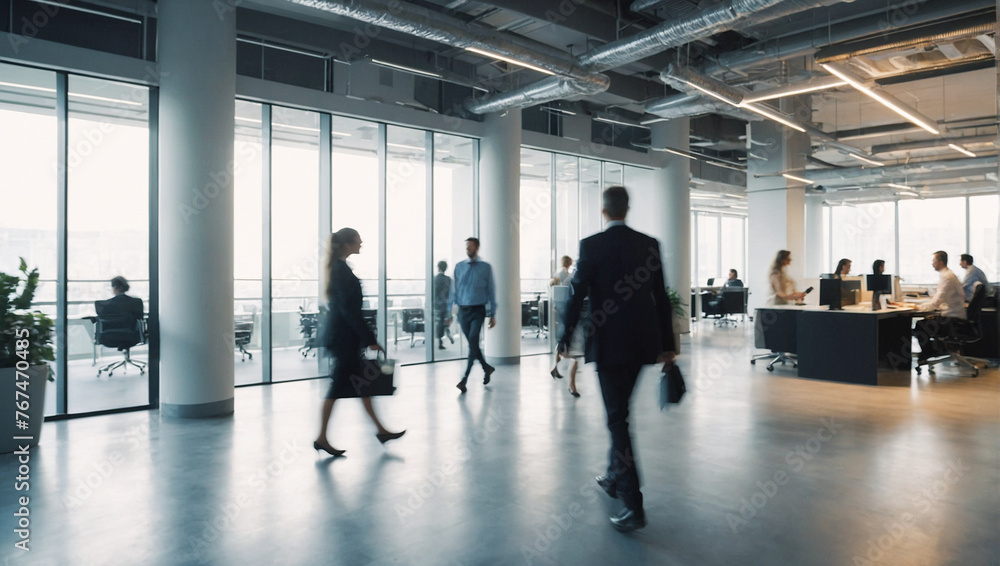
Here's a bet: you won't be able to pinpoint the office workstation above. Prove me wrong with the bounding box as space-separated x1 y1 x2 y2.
0 1 997 564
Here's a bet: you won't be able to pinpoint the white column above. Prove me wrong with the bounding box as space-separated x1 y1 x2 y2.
651 119 692 334
480 109 521 364
747 114 810 312
158 0 236 417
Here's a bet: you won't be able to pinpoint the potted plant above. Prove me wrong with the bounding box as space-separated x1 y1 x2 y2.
0 258 54 454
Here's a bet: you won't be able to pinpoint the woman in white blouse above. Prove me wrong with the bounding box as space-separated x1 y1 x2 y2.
768 250 807 305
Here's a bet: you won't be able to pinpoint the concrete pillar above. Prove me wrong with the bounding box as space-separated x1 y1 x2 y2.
651 119 692 334
480 109 521 364
158 0 237 417
747 101 811 312
804 194 825 278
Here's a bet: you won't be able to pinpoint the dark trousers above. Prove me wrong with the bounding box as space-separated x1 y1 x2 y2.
915 316 957 360
597 363 644 511
435 308 450 340
458 305 488 378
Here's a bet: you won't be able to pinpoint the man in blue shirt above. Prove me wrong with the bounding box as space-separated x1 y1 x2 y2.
960 254 989 301
447 237 497 393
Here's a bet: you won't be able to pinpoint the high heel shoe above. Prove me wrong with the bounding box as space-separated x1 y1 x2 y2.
569 388 580 397
551 368 562 379
313 440 345 457
376 430 406 444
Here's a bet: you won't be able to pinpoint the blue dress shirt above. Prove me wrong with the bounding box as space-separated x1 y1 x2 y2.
963 265 989 300
450 257 497 317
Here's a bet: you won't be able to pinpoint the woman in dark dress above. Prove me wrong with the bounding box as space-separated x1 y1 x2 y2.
314 227 404 457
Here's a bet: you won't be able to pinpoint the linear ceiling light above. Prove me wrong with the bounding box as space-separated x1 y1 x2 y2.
886 183 913 191
466 47 554 76
739 102 807 133
594 116 649 129
782 173 815 185
371 59 442 79
848 153 884 167
0 81 144 106
542 107 576 116
741 77 848 104
820 63 940 135
948 143 977 157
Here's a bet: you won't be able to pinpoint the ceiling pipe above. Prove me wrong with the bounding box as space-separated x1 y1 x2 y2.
283 0 607 86
704 0 993 75
644 93 763 121
468 0 839 114
871 134 998 155
801 155 998 183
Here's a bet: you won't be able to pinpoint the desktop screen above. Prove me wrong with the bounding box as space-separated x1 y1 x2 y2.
819 278 842 310
866 274 892 294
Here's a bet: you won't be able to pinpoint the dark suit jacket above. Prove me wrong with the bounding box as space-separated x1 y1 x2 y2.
723 279 744 288
325 259 377 359
105 293 144 319
560 224 675 367
433 273 452 312
95 294 145 349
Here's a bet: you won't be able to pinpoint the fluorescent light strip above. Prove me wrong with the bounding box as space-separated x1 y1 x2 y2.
640 116 669 125
948 143 976 157
782 173 815 185
680 79 740 105
274 123 320 134
594 116 648 129
741 80 847 103
663 148 696 160
886 183 912 191
820 64 940 135
543 107 576 116
370 59 442 79
740 103 807 133
849 153 884 167
466 47 555 76
30 0 142 23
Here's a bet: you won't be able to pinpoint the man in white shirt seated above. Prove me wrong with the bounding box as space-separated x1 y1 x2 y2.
898 251 966 364
959 254 989 301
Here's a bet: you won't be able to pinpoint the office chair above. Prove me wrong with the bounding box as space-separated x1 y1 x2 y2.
361 308 378 337
234 314 255 361
94 297 146 378
716 288 748 327
521 293 545 338
916 282 988 378
750 308 797 372
298 307 318 358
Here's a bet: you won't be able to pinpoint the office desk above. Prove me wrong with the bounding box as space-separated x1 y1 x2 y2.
756 306 914 385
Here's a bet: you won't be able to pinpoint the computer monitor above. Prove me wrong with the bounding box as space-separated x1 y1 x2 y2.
866 274 891 294
819 278 842 310
841 278 861 306
819 273 837 280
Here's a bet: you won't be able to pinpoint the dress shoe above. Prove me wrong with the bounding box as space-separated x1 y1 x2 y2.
376 430 406 444
610 507 646 532
569 389 580 397
596 476 617 499
456 379 467 393
313 441 345 457
550 368 562 379
438 341 445 350
483 364 495 385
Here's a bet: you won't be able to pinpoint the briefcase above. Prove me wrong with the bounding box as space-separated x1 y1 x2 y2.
351 351 396 397
658 364 686 410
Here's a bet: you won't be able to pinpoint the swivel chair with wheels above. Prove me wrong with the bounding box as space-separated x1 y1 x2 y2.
916 282 989 377
298 307 318 358
235 314 255 361
716 288 748 327
750 308 797 371
94 297 146 378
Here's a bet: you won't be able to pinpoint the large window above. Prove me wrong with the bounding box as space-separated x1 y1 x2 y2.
270 106 322 382
969 195 999 281
898 198 967 284
720 216 746 283
579 159 602 238
520 149 552 355
234 101 264 385
433 133 475 362
696 213 719 285
831 202 896 276
66 75 150 414
0 64 58 415
386 126 429 363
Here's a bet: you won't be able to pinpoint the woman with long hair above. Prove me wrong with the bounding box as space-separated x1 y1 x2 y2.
768 250 807 305
314 227 404 457
834 258 852 279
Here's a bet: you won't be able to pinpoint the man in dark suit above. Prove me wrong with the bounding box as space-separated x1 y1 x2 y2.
559 186 676 532
106 275 144 319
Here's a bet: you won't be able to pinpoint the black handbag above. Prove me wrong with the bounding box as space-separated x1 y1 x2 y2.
351 350 396 397
658 364 686 410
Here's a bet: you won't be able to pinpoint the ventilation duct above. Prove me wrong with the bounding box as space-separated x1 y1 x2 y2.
815 19 995 64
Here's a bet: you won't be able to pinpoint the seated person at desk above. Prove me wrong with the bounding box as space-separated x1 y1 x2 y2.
892 251 966 363
833 258 852 279
960 254 989 301
705 269 744 312
107 276 144 319
550 255 573 286
767 250 807 305
873 259 885 276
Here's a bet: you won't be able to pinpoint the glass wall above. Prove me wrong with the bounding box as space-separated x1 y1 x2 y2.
0 63 58 415
432 133 474 362
696 213 719 285
386 126 429 363
66 75 150 413
898 198 967 284
830 202 896 276
519 149 552 354
579 159 602 238
270 106 322 382
554 155 580 267
233 101 264 385
691 211 748 289
969 195 999 281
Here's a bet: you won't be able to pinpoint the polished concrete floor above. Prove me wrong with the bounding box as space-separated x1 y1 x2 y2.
5 321 998 565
